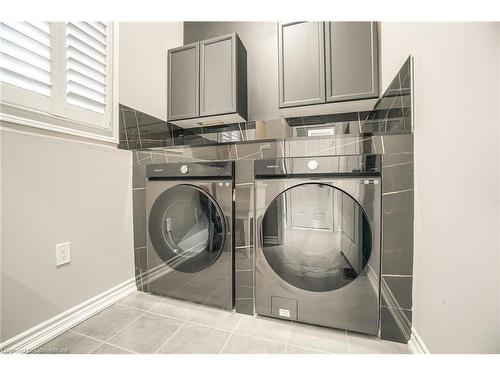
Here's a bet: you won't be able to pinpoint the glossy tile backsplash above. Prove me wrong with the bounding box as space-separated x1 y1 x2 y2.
128 56 414 343
118 57 412 150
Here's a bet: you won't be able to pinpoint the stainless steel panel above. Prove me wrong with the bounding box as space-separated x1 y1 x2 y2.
271 296 297 320
146 179 233 310
254 155 381 177
146 160 233 179
255 175 381 335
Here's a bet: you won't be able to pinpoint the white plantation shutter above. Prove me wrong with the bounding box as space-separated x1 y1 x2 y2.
0 21 117 142
65 22 107 115
0 22 52 111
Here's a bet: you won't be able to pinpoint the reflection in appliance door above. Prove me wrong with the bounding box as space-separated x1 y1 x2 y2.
149 184 225 273
261 183 372 292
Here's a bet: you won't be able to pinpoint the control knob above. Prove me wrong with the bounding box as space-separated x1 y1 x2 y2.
307 159 319 171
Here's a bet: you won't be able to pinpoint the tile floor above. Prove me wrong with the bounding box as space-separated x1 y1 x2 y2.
34 291 410 354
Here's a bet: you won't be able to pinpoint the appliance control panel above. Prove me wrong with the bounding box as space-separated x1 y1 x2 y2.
255 155 381 178
147 161 234 179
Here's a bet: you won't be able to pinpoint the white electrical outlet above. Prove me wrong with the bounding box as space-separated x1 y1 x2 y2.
56 242 71 266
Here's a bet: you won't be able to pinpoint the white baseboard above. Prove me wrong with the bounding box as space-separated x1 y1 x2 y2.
408 326 430 354
0 278 137 354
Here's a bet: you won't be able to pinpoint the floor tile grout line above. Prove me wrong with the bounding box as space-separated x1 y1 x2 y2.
117 302 236 333
220 325 293 347
117 301 337 351
218 314 243 354
69 305 342 354
104 311 147 343
186 317 236 333
68 330 138 354
153 304 203 354
217 315 317 353
91 341 138 355
153 320 189 354
113 297 362 354
72 297 408 354
116 302 199 324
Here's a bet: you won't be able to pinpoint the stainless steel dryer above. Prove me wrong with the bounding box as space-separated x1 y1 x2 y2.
254 155 381 335
146 161 234 310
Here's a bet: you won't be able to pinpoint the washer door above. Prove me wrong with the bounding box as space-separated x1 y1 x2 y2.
260 183 372 292
149 184 226 273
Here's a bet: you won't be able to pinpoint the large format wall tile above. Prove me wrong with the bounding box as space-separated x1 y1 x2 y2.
381 134 414 154
381 275 413 310
133 151 152 189
235 246 253 271
134 247 147 272
235 269 254 314
380 306 412 343
382 153 414 194
382 189 414 276
132 188 146 249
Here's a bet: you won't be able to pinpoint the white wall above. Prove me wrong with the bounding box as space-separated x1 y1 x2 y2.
119 22 183 121
0 125 134 341
379 22 500 353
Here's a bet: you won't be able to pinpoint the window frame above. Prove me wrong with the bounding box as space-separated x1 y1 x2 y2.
0 22 119 144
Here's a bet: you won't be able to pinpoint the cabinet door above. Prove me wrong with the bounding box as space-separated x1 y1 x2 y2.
278 22 326 108
167 42 199 120
325 22 379 102
199 34 237 117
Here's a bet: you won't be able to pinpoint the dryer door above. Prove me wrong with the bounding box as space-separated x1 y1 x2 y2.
148 184 226 273
260 182 372 292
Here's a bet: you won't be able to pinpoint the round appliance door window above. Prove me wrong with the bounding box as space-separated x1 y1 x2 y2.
260 183 372 292
149 184 226 273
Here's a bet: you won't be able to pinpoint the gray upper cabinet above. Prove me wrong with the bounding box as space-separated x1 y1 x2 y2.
200 34 236 117
325 22 379 102
168 33 247 127
278 22 325 108
278 21 379 110
167 42 199 121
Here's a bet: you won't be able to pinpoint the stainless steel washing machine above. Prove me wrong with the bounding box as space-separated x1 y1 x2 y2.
146 161 234 310
254 155 381 335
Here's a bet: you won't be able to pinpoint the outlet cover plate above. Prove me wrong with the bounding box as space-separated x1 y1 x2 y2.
56 242 71 266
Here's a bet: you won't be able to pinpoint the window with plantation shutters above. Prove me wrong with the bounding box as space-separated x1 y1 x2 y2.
0 22 52 111
0 21 117 143
0 21 51 95
66 22 107 115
